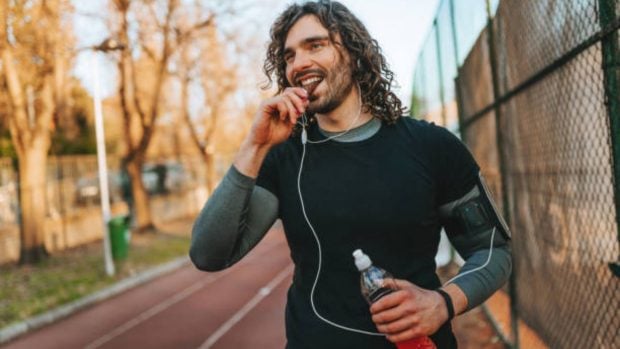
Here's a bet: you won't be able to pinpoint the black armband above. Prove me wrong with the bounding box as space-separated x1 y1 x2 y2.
440 173 511 243
436 288 455 320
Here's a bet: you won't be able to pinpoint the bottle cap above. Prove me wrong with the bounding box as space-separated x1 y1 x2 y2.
352 249 372 271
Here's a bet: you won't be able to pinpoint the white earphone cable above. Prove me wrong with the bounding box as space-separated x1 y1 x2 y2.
443 228 496 286
300 85 363 145
296 85 383 336
297 141 384 336
295 85 497 336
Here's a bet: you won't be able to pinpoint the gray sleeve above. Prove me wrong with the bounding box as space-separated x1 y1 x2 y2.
189 165 279 271
450 242 512 310
439 185 512 311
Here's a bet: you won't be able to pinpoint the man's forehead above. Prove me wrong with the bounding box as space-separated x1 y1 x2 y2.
284 15 329 49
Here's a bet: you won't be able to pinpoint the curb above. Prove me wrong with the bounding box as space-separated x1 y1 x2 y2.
0 256 190 345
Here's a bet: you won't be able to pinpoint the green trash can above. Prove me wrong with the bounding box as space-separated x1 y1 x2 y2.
108 215 131 260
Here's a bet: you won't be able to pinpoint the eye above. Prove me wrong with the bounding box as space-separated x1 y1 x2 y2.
310 42 324 50
284 53 294 64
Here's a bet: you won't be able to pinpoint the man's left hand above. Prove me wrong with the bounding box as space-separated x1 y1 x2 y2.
369 279 448 343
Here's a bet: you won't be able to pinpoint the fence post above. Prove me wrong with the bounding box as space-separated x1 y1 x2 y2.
598 0 620 277
485 1 520 348
450 0 467 144
450 0 467 143
434 18 448 127
448 0 460 66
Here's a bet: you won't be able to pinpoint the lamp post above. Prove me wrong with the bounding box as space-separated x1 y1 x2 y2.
90 38 124 276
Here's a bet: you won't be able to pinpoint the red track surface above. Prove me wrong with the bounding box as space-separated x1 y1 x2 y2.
2 223 510 349
3 227 292 349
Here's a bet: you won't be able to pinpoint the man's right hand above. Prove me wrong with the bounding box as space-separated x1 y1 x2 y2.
233 87 309 178
248 87 309 147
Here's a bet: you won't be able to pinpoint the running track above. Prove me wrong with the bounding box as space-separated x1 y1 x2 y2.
2 227 292 349
2 224 510 349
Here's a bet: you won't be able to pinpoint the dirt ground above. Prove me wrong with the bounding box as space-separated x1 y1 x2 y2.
451 304 505 348
438 264 506 349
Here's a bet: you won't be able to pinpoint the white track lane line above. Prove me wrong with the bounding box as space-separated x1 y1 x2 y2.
197 265 293 349
84 241 286 349
84 270 231 349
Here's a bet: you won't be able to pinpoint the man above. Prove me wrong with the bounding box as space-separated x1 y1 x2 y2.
190 1 512 348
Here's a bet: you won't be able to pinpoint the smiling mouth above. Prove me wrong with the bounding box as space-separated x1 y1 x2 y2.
297 75 324 97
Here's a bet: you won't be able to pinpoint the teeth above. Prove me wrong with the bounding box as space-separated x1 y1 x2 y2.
301 77 322 86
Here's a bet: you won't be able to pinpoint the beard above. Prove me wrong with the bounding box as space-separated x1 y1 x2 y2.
306 60 355 115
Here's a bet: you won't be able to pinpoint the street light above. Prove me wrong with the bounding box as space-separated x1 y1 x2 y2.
90 37 124 276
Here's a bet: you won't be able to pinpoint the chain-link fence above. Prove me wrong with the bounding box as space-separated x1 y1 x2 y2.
412 0 620 348
412 0 499 130
0 154 233 265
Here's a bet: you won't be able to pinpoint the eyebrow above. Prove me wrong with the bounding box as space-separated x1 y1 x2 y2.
283 35 330 56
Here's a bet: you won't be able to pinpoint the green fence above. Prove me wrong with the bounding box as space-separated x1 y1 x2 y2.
413 0 620 348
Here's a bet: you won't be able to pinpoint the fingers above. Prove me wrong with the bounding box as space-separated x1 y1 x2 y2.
370 289 408 314
282 87 309 124
271 100 288 121
371 295 425 341
281 96 298 123
286 86 309 100
386 328 425 344
371 298 406 324
393 279 415 290
376 315 419 335
264 87 308 125
370 280 446 342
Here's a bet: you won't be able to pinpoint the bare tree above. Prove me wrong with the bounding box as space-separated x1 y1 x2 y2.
0 0 73 264
176 20 237 194
110 0 214 233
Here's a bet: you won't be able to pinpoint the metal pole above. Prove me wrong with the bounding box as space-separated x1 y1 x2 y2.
485 0 519 348
448 0 460 68
449 0 466 141
598 0 620 277
434 18 448 127
92 53 115 276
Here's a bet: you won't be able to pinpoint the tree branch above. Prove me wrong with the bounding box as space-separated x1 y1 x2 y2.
1 48 31 152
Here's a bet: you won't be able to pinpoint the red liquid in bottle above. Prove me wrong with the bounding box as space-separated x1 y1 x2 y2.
370 288 436 349
354 249 436 349
396 336 436 349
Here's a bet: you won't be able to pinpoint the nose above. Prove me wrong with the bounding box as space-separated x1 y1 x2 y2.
289 52 313 79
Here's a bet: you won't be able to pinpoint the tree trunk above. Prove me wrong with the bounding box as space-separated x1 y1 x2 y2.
18 146 49 264
125 158 154 233
204 151 216 195
2 0 67 264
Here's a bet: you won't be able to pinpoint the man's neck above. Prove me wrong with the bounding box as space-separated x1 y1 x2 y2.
314 86 373 132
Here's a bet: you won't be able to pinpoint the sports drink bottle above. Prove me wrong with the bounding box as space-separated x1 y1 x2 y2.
353 249 436 349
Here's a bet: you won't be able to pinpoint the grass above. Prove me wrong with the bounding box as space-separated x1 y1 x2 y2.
0 224 191 329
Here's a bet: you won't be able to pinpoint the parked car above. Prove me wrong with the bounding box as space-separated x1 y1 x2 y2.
75 163 191 205
141 163 190 195
74 172 123 206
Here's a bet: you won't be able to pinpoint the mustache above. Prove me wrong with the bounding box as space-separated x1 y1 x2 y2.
293 69 325 84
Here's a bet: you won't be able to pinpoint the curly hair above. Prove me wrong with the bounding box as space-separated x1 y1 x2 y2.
263 0 406 124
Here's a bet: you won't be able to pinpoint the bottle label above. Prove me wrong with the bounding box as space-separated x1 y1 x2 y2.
368 287 393 303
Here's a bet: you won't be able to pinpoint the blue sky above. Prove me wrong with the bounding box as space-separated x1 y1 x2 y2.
73 0 440 109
